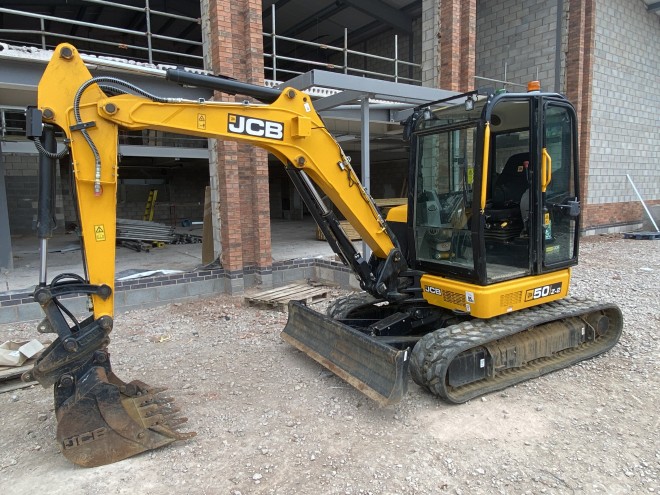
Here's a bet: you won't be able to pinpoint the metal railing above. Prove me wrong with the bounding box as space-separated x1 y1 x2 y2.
0 0 203 66
1 1 421 84
264 4 421 84
0 107 27 138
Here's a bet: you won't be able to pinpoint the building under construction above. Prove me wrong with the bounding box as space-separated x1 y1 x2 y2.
0 0 658 295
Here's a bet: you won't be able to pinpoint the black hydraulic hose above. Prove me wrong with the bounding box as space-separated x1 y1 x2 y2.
33 137 68 160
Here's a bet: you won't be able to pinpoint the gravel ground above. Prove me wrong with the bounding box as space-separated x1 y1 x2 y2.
0 234 658 495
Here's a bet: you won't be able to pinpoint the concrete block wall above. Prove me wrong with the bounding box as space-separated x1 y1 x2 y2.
476 0 563 91
117 182 167 221
116 166 208 225
0 259 361 324
421 0 439 86
3 152 64 234
586 0 659 227
367 160 408 199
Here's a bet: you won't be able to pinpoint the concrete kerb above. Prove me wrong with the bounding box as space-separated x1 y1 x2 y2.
0 258 358 324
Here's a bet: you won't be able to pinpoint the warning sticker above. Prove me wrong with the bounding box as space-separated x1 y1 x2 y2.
197 113 207 130
94 225 106 241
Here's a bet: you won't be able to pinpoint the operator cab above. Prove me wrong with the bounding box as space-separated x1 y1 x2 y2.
410 87 580 286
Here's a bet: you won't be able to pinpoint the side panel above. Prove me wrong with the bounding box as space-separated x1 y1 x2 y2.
419 268 571 318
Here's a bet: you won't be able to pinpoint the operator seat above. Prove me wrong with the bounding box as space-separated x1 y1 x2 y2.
485 152 530 240
492 152 530 208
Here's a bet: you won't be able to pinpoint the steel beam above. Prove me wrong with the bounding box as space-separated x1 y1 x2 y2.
0 57 213 109
281 3 348 39
319 106 394 123
119 145 210 159
263 0 295 16
279 69 458 106
342 0 412 33
313 89 363 111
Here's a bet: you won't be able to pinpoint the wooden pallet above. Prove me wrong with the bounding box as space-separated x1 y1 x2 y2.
623 231 660 240
316 220 360 241
316 198 407 241
0 363 38 394
245 283 330 311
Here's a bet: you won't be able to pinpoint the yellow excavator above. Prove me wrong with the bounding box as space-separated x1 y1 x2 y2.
26 44 622 467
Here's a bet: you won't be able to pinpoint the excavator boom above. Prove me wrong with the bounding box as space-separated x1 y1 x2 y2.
29 43 409 466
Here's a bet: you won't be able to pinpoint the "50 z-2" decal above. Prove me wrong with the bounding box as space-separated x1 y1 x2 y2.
525 282 562 301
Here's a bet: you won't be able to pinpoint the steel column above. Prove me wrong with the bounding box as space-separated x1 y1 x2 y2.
0 143 13 270
361 96 371 261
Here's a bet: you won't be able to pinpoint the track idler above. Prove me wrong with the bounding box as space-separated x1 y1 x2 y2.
26 316 194 467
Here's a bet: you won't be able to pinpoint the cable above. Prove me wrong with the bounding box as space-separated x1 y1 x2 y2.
72 76 174 195
33 136 69 159
53 297 81 334
51 272 86 286
31 84 131 160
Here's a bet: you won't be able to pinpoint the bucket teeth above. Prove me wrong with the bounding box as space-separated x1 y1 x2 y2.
162 417 189 428
128 384 192 436
152 423 197 440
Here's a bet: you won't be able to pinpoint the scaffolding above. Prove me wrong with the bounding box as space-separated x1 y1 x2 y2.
0 0 421 84
0 1 203 66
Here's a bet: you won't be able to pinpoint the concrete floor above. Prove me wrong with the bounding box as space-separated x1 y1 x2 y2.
2 217 357 293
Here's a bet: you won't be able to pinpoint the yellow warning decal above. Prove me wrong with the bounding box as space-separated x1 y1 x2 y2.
197 113 206 130
94 224 106 241
467 167 474 185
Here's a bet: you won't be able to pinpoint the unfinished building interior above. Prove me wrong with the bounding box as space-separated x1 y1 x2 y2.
0 0 658 316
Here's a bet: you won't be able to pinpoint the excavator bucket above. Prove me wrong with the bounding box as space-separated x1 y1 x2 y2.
50 361 195 467
281 301 409 406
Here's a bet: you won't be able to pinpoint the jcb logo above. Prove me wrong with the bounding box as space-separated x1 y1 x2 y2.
228 114 284 140
424 285 442 296
62 427 107 450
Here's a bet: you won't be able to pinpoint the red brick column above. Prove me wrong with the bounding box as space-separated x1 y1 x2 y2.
439 0 476 91
206 0 271 278
565 0 595 226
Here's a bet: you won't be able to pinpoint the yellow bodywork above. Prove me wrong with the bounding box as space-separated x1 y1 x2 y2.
385 204 407 223
38 44 395 319
420 268 571 319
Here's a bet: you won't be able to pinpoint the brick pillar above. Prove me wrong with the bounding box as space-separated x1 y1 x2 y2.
439 0 476 91
205 0 272 292
565 0 595 225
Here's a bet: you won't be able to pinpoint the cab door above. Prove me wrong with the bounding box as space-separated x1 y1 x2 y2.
539 100 580 270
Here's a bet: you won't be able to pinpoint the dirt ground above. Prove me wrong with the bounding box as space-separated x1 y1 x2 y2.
0 235 658 495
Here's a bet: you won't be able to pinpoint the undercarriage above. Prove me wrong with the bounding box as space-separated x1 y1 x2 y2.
283 294 623 405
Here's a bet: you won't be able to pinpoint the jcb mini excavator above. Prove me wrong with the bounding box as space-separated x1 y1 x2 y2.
26 44 622 467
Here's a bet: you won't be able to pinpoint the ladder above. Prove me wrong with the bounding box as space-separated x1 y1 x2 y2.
143 189 158 221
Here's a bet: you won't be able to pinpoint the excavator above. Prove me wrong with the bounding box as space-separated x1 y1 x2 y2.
25 43 622 467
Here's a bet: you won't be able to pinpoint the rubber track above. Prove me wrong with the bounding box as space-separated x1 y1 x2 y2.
410 297 623 403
